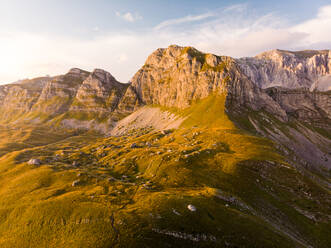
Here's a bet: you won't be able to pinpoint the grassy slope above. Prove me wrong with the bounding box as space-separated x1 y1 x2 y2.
0 95 329 247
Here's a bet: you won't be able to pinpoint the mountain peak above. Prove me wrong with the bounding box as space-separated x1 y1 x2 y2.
67 68 90 78
239 48 331 89
90 68 117 83
256 48 330 60
143 45 215 71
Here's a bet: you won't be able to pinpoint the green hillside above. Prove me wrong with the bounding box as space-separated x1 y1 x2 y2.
0 95 329 247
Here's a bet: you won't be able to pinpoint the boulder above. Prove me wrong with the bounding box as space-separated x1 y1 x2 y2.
28 159 41 165
72 180 80 187
187 204 197 212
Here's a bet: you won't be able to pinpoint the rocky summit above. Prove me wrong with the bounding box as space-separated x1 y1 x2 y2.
0 45 330 248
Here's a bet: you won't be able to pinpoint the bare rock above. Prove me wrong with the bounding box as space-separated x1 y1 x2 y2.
187 204 197 212
237 49 331 90
28 159 41 165
72 180 80 187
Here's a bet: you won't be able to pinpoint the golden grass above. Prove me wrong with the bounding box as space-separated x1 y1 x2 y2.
0 95 329 247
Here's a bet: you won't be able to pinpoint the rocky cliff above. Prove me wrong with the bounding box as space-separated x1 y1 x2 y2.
0 76 50 122
119 46 331 126
0 68 128 130
124 45 287 120
237 49 331 90
265 87 331 128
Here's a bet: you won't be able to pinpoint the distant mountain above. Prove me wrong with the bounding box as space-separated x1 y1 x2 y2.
238 49 331 89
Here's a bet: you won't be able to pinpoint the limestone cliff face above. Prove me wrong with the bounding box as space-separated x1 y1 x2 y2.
128 46 227 108
0 68 128 127
237 49 331 89
115 45 331 178
117 85 140 113
0 77 50 121
310 75 331 91
125 45 287 120
32 68 89 114
72 69 128 113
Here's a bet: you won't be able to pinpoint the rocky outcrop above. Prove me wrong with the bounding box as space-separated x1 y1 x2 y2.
0 68 128 127
237 49 331 89
0 77 49 122
115 45 330 178
265 87 331 129
128 46 223 108
126 45 287 120
71 69 128 112
32 68 89 114
117 85 140 113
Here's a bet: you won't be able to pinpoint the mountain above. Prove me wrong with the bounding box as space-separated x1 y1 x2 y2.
237 49 331 90
0 68 129 132
0 45 330 247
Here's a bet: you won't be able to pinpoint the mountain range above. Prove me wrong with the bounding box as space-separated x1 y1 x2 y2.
0 45 330 247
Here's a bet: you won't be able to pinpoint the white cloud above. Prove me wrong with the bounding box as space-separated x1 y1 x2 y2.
154 12 214 30
152 4 331 57
291 5 331 48
116 11 142 22
223 3 247 13
1 4 331 84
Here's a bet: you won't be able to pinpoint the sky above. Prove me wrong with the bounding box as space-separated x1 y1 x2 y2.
0 0 331 83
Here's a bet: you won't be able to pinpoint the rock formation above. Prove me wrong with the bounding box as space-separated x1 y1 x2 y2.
124 45 287 120
0 68 128 129
237 49 331 89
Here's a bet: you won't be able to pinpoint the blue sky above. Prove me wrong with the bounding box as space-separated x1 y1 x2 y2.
1 0 331 83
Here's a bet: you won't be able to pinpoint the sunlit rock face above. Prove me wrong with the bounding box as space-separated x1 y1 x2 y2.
72 68 128 112
0 77 50 121
32 69 89 114
125 45 287 120
0 68 128 127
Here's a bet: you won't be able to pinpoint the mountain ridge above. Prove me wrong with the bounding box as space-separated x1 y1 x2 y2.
1 44 329 177
0 45 330 247
238 48 331 90
1 45 330 129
